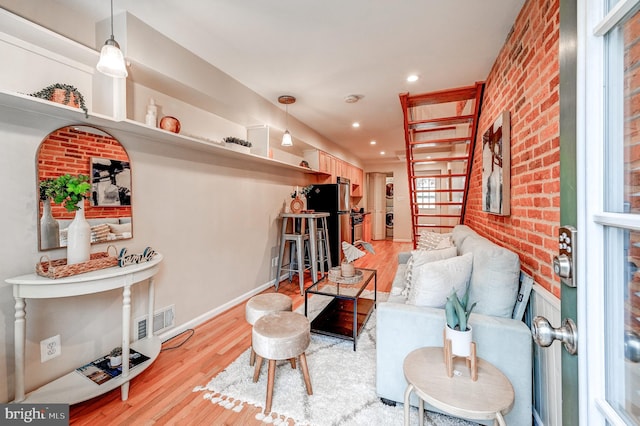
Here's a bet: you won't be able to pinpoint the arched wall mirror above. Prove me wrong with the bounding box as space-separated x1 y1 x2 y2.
37 125 133 251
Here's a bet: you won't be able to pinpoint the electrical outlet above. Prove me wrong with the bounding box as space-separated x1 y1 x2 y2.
40 335 61 362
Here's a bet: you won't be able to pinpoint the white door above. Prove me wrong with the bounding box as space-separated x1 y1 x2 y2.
579 0 640 423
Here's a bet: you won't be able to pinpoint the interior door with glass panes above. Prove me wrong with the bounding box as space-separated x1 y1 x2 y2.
580 0 640 423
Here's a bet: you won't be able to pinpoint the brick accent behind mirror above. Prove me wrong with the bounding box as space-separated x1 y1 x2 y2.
464 0 561 297
38 127 131 220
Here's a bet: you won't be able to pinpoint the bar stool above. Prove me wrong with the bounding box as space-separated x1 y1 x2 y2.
306 225 332 276
252 311 312 415
276 232 310 295
245 293 293 366
276 213 330 294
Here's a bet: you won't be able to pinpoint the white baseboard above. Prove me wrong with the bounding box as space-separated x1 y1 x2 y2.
158 275 285 342
392 238 412 242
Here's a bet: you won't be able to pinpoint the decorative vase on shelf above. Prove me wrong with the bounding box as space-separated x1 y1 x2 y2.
40 198 60 250
159 116 181 133
145 98 158 127
66 200 91 265
445 325 473 357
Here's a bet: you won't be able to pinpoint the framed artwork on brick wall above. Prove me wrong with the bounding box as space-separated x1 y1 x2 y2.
481 110 510 216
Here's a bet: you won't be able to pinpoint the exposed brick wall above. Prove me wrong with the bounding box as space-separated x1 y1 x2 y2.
38 127 131 220
625 11 640 335
464 0 561 296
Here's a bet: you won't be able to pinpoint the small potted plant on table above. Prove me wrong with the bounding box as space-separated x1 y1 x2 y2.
444 287 476 357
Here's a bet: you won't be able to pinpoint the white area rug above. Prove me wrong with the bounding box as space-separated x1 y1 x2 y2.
193 292 477 426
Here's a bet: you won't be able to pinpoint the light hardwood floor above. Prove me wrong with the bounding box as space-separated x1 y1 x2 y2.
69 239 412 425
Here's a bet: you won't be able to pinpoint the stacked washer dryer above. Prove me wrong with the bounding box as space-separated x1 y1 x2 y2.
385 177 394 238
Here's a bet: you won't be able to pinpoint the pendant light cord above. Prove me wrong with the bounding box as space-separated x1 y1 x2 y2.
109 0 115 37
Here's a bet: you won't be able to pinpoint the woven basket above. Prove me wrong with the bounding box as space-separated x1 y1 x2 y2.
36 246 118 279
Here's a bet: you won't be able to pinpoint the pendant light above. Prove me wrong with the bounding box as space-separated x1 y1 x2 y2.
96 0 128 78
278 95 296 147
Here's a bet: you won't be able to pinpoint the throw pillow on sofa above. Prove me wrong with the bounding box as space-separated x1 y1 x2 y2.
406 252 473 307
460 235 520 318
401 246 458 297
416 231 452 250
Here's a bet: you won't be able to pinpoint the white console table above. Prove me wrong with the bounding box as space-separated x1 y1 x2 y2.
4 254 163 404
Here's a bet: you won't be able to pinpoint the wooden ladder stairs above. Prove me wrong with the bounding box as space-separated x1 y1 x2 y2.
399 82 484 247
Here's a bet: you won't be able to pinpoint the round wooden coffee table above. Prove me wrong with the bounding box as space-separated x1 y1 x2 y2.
403 347 514 426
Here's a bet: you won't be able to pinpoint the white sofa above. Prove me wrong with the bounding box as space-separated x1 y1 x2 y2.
376 225 533 425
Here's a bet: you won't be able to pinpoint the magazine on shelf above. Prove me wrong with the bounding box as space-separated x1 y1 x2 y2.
76 348 150 385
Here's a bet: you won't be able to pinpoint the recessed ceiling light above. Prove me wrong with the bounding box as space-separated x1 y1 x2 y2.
370 140 377 145
380 151 385 155
407 74 419 82
344 94 364 103
352 122 360 128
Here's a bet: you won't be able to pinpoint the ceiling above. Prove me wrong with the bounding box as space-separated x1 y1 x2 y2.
57 0 524 163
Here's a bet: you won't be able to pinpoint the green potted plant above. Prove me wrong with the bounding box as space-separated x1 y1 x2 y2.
223 136 252 154
43 174 92 264
27 83 89 118
108 347 123 368
44 174 91 212
444 287 477 356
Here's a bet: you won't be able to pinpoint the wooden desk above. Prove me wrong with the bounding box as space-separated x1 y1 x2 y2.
403 346 514 426
276 212 331 293
4 254 163 404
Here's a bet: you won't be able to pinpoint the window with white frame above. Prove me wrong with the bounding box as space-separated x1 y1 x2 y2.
415 177 436 209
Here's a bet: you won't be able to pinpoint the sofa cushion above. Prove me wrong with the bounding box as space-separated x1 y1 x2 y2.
460 235 520 318
435 236 454 249
391 264 408 296
401 247 458 298
406 252 473 308
416 231 452 250
451 225 477 250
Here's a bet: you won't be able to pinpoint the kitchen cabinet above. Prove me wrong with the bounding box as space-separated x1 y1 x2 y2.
351 167 364 197
303 149 364 192
363 213 372 241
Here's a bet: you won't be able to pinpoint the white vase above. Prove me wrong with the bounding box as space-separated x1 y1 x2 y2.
445 325 473 357
40 198 60 249
67 200 91 265
341 262 356 277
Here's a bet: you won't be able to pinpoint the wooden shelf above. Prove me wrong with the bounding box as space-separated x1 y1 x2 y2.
0 89 323 175
21 337 162 404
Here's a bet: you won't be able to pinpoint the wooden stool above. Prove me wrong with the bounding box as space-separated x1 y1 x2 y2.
245 293 293 366
252 311 313 415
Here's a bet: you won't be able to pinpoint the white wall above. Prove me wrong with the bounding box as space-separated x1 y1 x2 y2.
0 5 336 403
0 117 317 403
